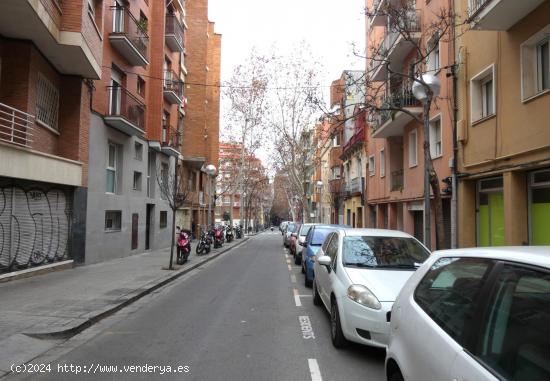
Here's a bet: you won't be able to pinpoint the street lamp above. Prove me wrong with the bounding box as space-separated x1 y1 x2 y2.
204 164 217 229
412 74 441 250
316 180 323 223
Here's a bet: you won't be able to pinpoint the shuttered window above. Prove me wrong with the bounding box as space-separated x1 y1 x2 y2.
36 74 59 131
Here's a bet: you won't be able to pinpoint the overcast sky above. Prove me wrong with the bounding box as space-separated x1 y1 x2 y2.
208 0 366 165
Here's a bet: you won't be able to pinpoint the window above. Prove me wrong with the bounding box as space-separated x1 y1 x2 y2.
106 143 119 193
430 116 442 158
427 33 440 73
36 74 59 130
470 65 495 123
87 0 95 16
112 0 124 33
326 233 339 269
137 76 145 97
477 177 504 246
332 166 341 180
380 150 385 177
409 129 418 167
321 232 334 253
134 142 143 160
332 133 340 147
521 26 550 100
133 171 142 191
160 163 169 200
343 236 430 268
475 265 550 380
105 210 122 231
160 211 168 228
368 155 375 177
414 257 493 345
530 168 550 245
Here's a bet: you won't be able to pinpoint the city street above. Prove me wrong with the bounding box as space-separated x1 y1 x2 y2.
9 232 385 381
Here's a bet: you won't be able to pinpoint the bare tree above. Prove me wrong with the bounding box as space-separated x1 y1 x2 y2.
157 150 190 270
267 43 324 223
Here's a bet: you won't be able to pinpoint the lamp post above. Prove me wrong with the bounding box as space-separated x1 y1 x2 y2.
204 164 217 230
316 180 323 223
412 74 441 250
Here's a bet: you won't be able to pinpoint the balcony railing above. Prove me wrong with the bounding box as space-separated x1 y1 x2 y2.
378 86 421 126
165 14 185 52
106 86 146 134
350 177 364 194
163 70 184 104
391 169 404 191
109 6 149 66
468 0 491 18
0 103 34 148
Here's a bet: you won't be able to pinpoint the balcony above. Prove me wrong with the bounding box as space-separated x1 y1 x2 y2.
0 102 34 149
109 6 149 67
370 10 421 82
372 86 422 139
391 169 404 191
165 14 185 52
0 0 101 78
369 0 386 27
467 0 546 30
161 127 180 157
234 201 241 207
105 86 146 136
163 70 184 104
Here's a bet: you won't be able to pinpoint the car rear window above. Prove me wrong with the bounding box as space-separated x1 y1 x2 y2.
300 225 312 237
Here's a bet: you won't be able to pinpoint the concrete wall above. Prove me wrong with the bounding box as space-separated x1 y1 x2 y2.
85 113 172 264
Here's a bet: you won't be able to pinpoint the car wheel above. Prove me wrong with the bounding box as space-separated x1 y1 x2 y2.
294 254 301 265
330 300 348 348
389 370 404 381
312 281 322 306
301 261 305 274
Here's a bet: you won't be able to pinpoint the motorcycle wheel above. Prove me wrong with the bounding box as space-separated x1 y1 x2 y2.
196 243 204 255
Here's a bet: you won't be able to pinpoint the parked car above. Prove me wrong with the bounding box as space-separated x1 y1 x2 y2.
279 221 288 235
283 222 297 247
312 228 430 349
289 223 301 256
385 246 550 381
293 223 314 265
301 225 337 287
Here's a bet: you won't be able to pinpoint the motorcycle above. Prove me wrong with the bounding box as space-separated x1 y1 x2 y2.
196 230 211 256
213 226 224 248
225 226 234 243
235 225 242 239
177 231 191 264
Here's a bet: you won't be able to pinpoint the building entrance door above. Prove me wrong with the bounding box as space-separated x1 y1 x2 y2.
145 204 154 250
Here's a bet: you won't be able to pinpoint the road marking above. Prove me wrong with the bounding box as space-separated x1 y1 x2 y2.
288 265 292 271
290 274 297 283
299 316 315 339
293 288 302 306
286 259 291 264
308 359 323 381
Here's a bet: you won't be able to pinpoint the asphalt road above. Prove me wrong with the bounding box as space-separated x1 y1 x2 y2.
11 232 386 381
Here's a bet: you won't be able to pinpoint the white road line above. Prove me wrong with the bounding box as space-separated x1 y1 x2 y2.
308 359 323 381
286 259 291 264
290 274 297 283
287 264 292 271
293 288 302 306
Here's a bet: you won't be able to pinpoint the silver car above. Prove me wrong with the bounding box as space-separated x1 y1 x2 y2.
386 246 550 381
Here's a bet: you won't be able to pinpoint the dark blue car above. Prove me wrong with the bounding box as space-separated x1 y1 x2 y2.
301 225 339 287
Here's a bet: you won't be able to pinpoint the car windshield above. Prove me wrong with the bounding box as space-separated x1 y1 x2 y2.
299 225 312 237
287 223 296 232
311 228 332 245
342 236 430 268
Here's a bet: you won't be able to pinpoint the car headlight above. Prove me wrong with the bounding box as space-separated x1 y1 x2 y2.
347 284 381 310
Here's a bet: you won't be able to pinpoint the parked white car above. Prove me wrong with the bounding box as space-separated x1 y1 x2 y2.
386 247 550 381
294 223 314 265
313 228 430 349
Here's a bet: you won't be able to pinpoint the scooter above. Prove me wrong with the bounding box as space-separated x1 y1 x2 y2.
235 225 242 239
177 231 191 264
225 226 234 243
196 230 211 255
213 226 223 248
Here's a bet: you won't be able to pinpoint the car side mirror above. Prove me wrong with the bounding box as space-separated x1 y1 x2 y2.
299 241 307 247
318 255 332 272
291 233 297 237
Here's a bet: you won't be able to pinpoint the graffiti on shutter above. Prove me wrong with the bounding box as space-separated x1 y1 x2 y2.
0 187 71 272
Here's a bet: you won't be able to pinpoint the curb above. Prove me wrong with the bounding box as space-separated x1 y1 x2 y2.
24 237 250 341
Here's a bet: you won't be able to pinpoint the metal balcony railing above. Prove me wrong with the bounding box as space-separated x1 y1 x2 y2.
468 0 491 18
350 177 364 194
107 85 146 130
378 86 421 126
165 14 184 50
391 169 404 191
0 102 34 148
110 6 149 60
163 70 184 98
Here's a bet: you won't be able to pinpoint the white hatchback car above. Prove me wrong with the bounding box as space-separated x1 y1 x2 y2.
386 247 550 381
313 228 430 348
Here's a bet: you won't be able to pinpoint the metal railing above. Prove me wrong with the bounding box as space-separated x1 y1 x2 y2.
165 14 184 48
391 169 404 191
163 70 184 98
110 6 149 59
468 0 491 18
107 86 146 130
0 102 34 148
377 86 421 127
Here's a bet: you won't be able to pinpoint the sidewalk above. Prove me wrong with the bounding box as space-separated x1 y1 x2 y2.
0 236 249 376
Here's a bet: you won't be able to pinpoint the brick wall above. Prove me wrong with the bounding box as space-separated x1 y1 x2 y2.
40 0 62 29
